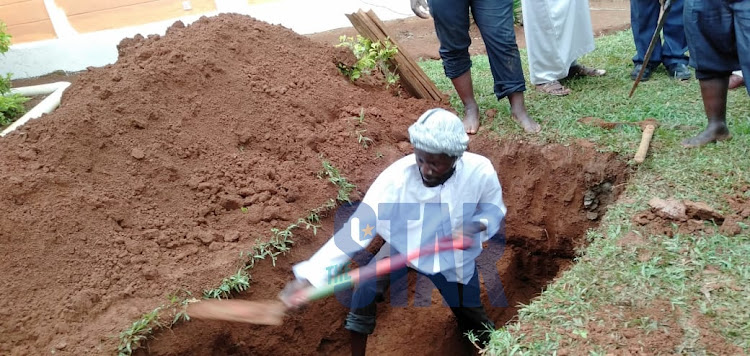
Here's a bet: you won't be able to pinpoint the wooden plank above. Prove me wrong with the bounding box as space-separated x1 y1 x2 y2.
366 10 444 100
366 12 442 100
65 0 216 33
349 12 419 98
0 0 29 7
58 0 162 16
359 10 438 97
0 0 48 26
6 19 56 44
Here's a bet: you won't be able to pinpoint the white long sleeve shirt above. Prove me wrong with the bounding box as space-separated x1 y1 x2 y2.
293 152 506 288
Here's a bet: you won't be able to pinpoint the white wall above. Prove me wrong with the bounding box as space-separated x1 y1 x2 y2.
1 0 416 79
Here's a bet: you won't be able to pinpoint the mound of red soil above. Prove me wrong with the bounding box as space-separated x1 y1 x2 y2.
0 14 441 355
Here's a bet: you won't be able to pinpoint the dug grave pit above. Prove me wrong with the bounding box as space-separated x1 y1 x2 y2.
138 136 630 356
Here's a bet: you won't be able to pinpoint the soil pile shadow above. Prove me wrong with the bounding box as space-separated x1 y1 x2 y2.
0 13 630 356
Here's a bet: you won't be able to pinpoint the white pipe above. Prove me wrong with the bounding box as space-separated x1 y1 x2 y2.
1 81 71 137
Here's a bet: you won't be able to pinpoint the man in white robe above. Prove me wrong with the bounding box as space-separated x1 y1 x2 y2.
521 0 606 96
282 108 507 355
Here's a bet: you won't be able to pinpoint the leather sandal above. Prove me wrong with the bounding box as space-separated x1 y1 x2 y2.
535 81 571 96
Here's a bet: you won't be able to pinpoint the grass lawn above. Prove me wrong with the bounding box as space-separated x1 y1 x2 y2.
419 29 750 354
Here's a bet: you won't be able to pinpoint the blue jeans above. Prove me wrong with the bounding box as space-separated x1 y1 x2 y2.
342 240 500 346
630 0 689 69
344 265 494 344
684 0 750 95
428 0 525 99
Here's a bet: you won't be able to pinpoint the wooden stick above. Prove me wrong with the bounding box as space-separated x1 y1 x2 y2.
634 124 655 163
187 299 286 325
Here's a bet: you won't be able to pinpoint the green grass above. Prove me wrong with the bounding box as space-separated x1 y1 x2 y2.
419 29 750 354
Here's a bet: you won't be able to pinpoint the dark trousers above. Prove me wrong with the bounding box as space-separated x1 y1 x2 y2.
428 0 526 99
630 0 689 68
684 0 750 94
343 245 495 346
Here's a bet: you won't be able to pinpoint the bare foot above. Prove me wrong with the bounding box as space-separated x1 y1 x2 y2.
729 74 745 90
511 109 541 134
681 123 731 148
463 103 480 134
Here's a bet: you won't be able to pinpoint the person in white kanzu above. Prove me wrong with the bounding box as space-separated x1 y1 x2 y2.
282 108 507 355
522 0 606 96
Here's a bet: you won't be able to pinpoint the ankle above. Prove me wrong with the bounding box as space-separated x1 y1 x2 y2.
510 106 528 118
463 100 479 110
707 121 729 134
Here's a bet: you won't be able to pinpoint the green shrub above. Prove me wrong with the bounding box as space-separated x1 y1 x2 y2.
0 21 9 54
0 20 29 127
0 93 29 126
336 35 400 87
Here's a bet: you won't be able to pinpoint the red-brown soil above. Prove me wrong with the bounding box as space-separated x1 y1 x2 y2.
1 13 632 356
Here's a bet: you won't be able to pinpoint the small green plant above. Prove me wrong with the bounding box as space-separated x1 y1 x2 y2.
240 206 249 213
320 160 356 202
307 209 321 224
351 108 366 125
202 269 251 299
356 129 373 148
0 21 10 54
117 307 162 356
336 35 400 87
0 21 29 127
0 93 28 126
297 217 320 235
166 289 192 326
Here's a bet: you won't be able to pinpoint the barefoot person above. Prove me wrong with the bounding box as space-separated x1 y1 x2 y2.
282 108 507 355
410 0 540 134
681 0 749 148
522 0 606 96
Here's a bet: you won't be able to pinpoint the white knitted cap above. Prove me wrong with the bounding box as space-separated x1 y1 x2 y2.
408 108 469 157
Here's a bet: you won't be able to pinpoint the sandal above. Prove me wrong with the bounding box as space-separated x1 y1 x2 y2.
569 64 606 77
535 80 571 96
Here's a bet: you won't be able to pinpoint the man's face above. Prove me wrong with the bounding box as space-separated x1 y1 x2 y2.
414 148 457 186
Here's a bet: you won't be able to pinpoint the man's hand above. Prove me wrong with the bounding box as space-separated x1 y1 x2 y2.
278 278 313 308
410 0 430 19
462 221 487 237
